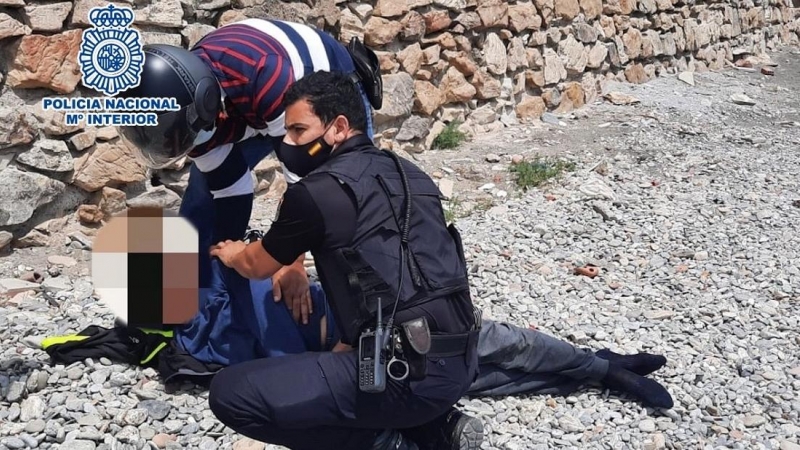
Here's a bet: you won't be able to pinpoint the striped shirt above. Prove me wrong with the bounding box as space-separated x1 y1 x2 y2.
183 18 356 242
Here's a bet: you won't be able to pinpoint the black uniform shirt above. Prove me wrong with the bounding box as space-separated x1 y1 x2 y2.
260 136 475 335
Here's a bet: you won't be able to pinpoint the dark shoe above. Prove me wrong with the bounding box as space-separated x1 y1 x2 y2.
442 409 484 450
596 349 667 376
602 364 674 409
403 408 483 450
371 429 419 450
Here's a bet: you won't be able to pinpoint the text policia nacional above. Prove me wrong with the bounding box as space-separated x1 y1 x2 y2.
42 97 179 127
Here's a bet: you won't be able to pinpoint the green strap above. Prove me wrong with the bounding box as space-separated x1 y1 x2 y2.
140 342 168 365
139 328 174 338
41 335 89 349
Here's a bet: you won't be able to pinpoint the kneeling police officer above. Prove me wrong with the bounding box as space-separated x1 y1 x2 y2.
205 70 484 450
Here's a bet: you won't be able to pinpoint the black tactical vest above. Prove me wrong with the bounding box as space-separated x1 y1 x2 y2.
301 138 472 344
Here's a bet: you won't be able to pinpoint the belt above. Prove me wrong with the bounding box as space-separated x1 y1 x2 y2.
427 331 477 358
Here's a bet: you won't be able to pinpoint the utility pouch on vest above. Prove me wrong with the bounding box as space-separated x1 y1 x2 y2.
447 223 468 276
346 37 383 110
337 247 397 342
399 317 431 381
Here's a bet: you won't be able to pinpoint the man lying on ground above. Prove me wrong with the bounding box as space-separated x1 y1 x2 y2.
174 247 674 410
39 246 673 448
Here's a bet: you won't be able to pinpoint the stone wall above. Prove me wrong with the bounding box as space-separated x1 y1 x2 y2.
0 0 799 246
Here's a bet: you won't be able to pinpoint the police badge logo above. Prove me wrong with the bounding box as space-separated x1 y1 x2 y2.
79 4 144 97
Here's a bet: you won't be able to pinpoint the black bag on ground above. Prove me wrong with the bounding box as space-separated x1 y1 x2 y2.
41 324 172 368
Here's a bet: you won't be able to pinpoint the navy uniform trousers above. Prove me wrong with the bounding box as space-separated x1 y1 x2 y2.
209 340 478 450
185 260 608 449
201 259 480 450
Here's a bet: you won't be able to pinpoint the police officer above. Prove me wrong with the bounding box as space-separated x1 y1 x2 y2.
207 70 483 449
113 17 382 361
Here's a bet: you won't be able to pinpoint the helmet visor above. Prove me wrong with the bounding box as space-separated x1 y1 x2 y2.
118 106 200 169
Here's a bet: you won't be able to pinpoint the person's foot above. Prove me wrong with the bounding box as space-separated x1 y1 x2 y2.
371 429 419 450
442 409 484 450
596 349 667 376
602 364 674 409
401 408 484 450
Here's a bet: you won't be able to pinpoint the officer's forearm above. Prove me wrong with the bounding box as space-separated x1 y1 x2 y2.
230 241 283 280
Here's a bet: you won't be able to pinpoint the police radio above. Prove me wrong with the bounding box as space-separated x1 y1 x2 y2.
358 149 416 394
358 296 388 393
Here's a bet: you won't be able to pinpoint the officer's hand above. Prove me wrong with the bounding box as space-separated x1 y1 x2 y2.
272 260 312 325
332 341 353 352
210 240 247 268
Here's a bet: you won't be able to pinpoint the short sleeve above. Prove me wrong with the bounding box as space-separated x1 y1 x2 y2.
260 183 325 265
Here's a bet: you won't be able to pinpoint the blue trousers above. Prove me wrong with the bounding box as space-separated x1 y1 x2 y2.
176 84 374 356
177 258 609 400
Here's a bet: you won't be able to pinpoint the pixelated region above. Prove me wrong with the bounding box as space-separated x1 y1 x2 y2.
91 206 200 328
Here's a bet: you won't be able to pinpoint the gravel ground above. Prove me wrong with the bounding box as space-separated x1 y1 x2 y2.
2 46 800 450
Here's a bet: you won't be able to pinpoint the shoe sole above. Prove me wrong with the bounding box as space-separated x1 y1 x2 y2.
455 416 484 450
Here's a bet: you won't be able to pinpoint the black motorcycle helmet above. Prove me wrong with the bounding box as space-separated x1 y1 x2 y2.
117 44 221 169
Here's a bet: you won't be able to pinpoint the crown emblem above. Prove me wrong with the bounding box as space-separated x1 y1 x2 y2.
89 4 135 28
79 4 143 96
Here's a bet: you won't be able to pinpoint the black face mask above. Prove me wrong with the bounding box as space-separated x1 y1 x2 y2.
275 124 335 178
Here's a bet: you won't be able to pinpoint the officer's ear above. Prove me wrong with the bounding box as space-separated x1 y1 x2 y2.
331 115 351 143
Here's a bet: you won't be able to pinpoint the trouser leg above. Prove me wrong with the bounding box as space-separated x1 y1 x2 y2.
175 137 276 353
209 348 476 450
466 365 585 397
179 163 214 289
475 319 608 381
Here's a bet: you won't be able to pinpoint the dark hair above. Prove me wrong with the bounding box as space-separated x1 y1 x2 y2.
282 71 368 133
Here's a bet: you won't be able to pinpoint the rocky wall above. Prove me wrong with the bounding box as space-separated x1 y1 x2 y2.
0 0 799 247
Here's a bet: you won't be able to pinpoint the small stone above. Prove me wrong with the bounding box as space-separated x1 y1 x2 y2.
694 251 709 260
485 153 501 163
761 67 775 76
77 204 103 224
25 419 46 433
781 441 800 450
42 276 72 293
58 439 97 450
77 414 102 426
438 179 455 200
68 231 93 249
639 419 657 432
96 127 118 141
558 415 585 432
541 113 562 126
69 129 97 151
139 400 172 421
48 255 78 267
0 231 13 249
0 279 41 296
730 94 756 106
646 433 667 450
20 395 46 421
152 433 177 448
678 71 695 86
743 415 767 427
604 92 640 105
2 437 25 449
644 310 674 320
232 438 265 450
